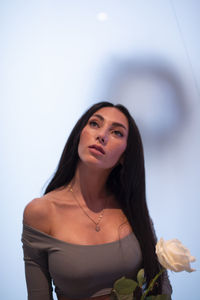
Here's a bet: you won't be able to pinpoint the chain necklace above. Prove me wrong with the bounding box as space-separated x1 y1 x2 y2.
68 185 106 232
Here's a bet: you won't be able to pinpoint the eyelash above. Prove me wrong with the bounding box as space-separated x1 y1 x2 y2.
89 120 124 137
89 120 99 127
112 130 123 137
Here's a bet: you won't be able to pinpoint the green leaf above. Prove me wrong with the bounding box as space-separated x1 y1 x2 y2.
137 268 145 287
113 276 138 295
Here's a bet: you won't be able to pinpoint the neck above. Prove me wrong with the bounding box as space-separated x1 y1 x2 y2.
71 161 112 210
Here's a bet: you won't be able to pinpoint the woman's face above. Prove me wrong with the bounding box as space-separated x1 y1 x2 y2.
78 107 129 170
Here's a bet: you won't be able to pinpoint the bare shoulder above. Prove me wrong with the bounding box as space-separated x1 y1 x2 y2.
23 195 53 234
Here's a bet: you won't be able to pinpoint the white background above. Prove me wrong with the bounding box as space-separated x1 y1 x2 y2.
1 1 199 299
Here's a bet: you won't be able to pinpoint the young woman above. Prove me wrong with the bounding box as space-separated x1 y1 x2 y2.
22 101 172 300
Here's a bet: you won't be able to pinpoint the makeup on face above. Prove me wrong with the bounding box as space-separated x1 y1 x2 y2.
78 107 129 169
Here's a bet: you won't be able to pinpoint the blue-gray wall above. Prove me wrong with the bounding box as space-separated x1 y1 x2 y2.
1 1 199 299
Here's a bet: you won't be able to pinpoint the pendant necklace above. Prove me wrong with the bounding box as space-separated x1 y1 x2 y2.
68 185 106 232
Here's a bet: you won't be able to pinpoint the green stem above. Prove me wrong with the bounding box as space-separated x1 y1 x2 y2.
140 269 165 300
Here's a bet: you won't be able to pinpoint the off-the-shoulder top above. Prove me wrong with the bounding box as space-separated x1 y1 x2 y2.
21 223 172 300
22 223 143 299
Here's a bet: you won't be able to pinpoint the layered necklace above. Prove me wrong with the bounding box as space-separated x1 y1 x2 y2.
68 184 107 232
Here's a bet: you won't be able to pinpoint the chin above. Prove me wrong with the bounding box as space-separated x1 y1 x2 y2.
83 160 118 172
78 151 119 170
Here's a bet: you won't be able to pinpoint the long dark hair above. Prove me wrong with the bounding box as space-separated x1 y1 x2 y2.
44 101 163 294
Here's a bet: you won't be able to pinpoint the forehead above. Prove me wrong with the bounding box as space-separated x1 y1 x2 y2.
91 107 128 128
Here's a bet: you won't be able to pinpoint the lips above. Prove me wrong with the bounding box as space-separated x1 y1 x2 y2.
88 144 105 155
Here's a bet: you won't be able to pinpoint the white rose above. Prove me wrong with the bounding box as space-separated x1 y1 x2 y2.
156 238 196 272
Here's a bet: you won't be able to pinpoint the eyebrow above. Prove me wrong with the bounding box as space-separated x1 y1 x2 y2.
92 114 128 130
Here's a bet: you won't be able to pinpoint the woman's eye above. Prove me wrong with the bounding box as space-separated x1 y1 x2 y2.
89 120 99 127
113 130 123 137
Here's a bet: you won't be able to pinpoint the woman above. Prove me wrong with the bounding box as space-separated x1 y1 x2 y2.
22 101 172 300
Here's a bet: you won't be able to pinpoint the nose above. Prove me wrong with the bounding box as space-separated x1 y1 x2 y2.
96 129 108 145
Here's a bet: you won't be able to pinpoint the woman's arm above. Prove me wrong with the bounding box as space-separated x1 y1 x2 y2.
161 270 172 298
150 218 173 297
22 243 54 300
22 198 54 300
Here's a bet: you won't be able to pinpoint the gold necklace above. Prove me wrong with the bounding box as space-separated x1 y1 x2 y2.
68 185 106 232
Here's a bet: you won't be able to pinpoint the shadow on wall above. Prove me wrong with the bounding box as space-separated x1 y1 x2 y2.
98 57 190 154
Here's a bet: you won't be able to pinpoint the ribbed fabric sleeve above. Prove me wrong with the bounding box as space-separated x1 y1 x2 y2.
22 227 54 300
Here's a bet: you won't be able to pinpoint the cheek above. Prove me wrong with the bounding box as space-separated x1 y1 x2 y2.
116 139 127 154
109 141 127 162
78 129 90 156
78 132 85 156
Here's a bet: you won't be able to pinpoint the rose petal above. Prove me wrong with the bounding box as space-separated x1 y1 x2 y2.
156 238 196 273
